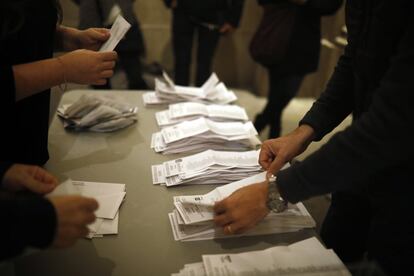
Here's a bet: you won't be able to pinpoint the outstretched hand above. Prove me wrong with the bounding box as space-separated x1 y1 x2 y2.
2 164 58 194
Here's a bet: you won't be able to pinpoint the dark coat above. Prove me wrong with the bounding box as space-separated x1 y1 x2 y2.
257 0 343 73
163 0 245 28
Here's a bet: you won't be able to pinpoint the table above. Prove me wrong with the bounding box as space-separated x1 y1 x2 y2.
6 90 316 276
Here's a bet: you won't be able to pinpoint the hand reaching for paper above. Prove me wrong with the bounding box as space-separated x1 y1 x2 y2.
2 164 58 194
259 125 315 176
213 181 270 235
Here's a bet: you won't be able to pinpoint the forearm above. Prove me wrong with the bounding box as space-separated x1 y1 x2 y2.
12 58 64 101
0 192 56 261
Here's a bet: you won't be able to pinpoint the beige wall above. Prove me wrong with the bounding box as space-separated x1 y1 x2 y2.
60 0 345 97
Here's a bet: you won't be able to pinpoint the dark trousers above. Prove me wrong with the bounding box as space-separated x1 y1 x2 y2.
254 69 304 138
321 188 414 276
172 11 221 86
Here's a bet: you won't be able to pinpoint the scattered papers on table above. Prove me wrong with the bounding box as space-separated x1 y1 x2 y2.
47 179 126 239
151 117 261 154
99 15 131 52
57 94 138 132
155 102 248 127
168 172 315 241
151 149 262 186
172 237 351 276
143 72 237 105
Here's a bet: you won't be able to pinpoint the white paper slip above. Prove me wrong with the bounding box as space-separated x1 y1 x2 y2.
94 192 125 219
202 237 351 276
100 15 131 52
151 164 166 185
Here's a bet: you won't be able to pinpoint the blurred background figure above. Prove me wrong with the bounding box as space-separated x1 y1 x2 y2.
252 0 343 139
163 0 245 86
74 0 148 90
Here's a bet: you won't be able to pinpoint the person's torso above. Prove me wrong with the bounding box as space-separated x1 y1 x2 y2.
0 0 57 165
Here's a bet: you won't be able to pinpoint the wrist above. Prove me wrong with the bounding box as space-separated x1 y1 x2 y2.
293 124 315 145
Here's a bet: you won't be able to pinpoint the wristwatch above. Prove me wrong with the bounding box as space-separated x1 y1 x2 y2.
266 175 288 213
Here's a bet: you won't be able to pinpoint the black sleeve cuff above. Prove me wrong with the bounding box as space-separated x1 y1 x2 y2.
16 194 57 248
0 162 13 187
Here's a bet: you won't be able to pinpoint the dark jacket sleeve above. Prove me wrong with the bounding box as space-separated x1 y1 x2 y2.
0 162 13 188
277 11 414 203
0 192 57 261
225 0 245 27
0 64 16 117
304 0 343 16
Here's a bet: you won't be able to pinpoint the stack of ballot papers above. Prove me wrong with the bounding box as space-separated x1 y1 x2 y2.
152 149 262 186
171 237 351 276
168 172 316 241
47 179 126 239
143 72 237 105
155 102 248 127
57 94 138 132
151 117 261 154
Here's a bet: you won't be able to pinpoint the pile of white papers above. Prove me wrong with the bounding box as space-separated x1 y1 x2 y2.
48 180 126 239
155 102 248 127
143 72 237 105
57 94 138 132
168 172 315 241
151 149 262 186
172 237 350 276
151 117 261 154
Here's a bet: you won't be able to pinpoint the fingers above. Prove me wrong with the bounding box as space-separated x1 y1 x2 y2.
268 154 287 176
77 197 99 212
100 70 114 79
259 141 278 170
214 213 232 227
100 51 118 61
101 61 116 70
32 166 59 188
213 199 227 215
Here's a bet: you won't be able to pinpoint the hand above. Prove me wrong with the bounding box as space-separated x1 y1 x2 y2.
219 23 235 34
59 27 110 51
75 28 110 51
2 164 58 194
259 125 315 176
58 49 117 86
171 0 178 8
214 181 270 235
49 196 99 248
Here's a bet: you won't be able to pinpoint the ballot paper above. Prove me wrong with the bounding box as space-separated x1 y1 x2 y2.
151 117 261 154
155 103 248 127
143 72 237 105
172 237 351 276
57 94 138 132
168 171 316 241
99 15 131 52
47 179 126 239
152 149 262 187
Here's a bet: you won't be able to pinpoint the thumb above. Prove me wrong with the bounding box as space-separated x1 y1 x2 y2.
267 154 287 177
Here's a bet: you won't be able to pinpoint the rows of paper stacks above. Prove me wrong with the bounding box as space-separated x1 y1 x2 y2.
155 102 249 128
143 72 237 105
152 149 262 186
57 94 138 132
171 237 351 276
47 179 126 239
168 172 316 242
151 117 261 154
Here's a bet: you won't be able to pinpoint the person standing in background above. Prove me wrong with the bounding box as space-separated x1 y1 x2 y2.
163 0 245 86
75 0 148 90
253 0 343 138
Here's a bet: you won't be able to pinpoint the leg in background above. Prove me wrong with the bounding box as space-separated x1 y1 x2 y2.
172 11 195 86
195 25 220 86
